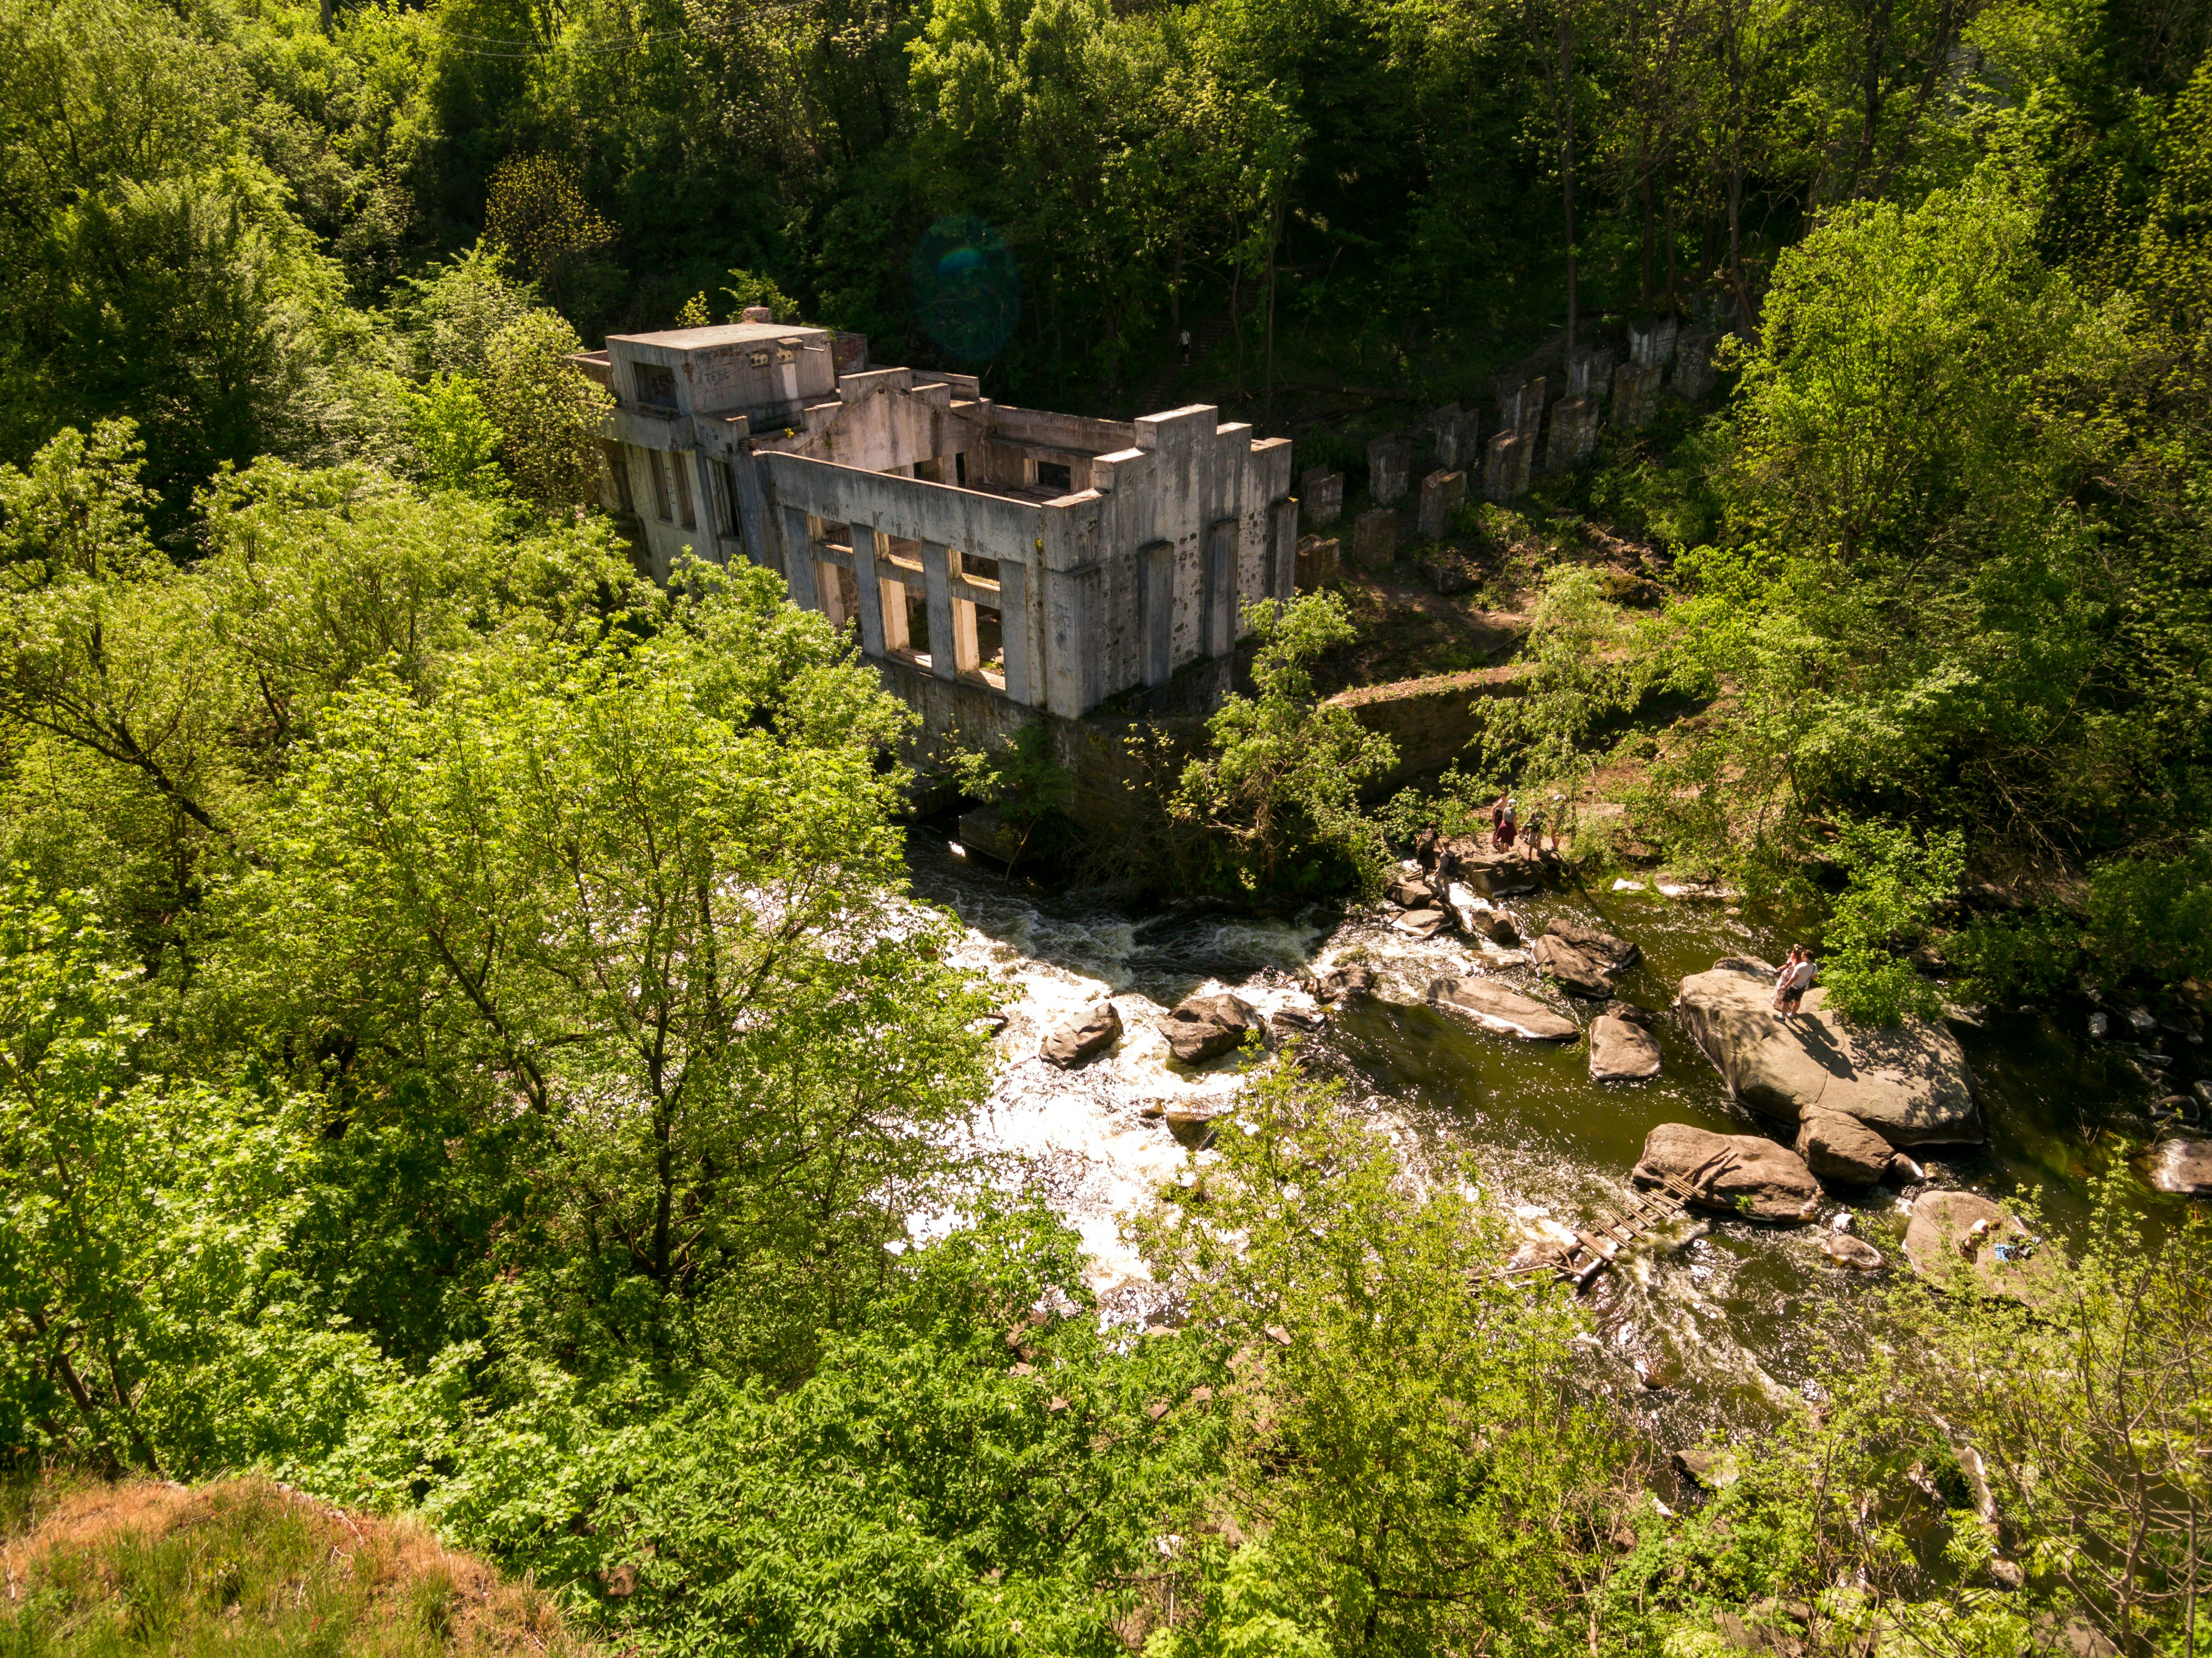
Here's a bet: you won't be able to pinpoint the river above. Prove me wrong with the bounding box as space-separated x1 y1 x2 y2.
907 820 2182 1446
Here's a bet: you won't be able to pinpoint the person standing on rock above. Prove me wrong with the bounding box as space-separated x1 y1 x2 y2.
1773 947 1816 1016
1497 797 1519 849
1489 794 1508 846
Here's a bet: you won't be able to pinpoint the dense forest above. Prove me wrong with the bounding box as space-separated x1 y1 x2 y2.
1 0 2210 1650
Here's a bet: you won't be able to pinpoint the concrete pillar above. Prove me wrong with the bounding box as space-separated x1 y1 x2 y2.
1484 432 1530 502
1296 535 1340 590
849 526 888 657
1611 362 1663 428
1366 437 1411 505
1416 469 1467 539
1568 346 1615 401
1628 315 1679 369
1543 396 1599 473
781 509 821 609
950 594 981 675
1672 327 1719 401
1270 499 1299 600
1432 405 1474 468
1203 518 1240 656
1351 507 1397 568
1138 540 1174 686
997 560 1034 704
920 541 957 679
1299 467 1344 528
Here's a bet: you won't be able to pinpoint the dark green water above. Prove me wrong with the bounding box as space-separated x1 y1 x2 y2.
908 828 2198 1445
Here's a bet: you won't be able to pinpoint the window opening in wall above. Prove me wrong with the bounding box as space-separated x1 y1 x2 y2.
721 462 742 533
974 605 1005 688
637 364 678 409
904 590 931 663
954 452 968 486
960 551 1000 584
913 457 943 483
601 442 634 513
1035 459 1072 492
648 451 673 520
672 454 698 530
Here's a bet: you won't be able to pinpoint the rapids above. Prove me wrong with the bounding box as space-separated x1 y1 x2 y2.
908 822 2184 1445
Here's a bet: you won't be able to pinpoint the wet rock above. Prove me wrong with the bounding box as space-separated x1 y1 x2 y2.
1159 992 1261 1065
1420 835 1552 895
2141 1137 2212 1198
1163 1107 1219 1149
1674 959 1982 1147
1312 964 1376 1005
2124 1006 2158 1038
1604 1000 1656 1027
955 802 1023 862
1909 943 1949 975
1386 874 1435 907
1040 1002 1122 1069
1632 1123 1822 1224
1589 1015 1662 1081
1794 1109 1894 1188
1395 907 1450 938
1531 934 1614 997
2088 1010 2111 1038
1819 1232 1886 1271
1428 977 1580 1041
1544 917 1641 973
1902 1191 2059 1306
1273 1004 1328 1033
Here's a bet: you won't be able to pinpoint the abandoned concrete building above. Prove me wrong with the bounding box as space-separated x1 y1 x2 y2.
572 316 1298 731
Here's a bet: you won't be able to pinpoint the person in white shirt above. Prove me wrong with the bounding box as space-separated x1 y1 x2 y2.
1773 946 1816 1015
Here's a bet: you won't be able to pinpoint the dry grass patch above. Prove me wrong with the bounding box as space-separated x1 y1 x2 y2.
1 1479 593 1658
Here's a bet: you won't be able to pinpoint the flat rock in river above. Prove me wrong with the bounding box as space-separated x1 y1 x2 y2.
1428 977 1580 1042
1674 959 1981 1146
1902 1191 2059 1305
1312 965 1376 1005
1819 1232 1887 1271
1795 1109 1896 1187
1633 1122 1822 1224
2141 1137 2212 1198
1040 1002 1122 1069
1418 833 1553 895
1544 917 1641 973
1589 1015 1662 1081
1530 934 1614 998
1159 992 1261 1065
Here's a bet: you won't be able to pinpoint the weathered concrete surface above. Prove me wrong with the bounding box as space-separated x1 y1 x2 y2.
1416 468 1467 539
1367 436 1411 504
1632 1123 1822 1224
1329 668 1520 797
1350 507 1397 569
1484 430 1531 501
1589 1015 1662 1081
1295 535 1339 590
1674 959 1982 1146
1299 467 1343 528
1428 978 1580 1041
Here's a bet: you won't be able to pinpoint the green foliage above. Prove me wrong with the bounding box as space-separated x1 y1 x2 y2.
721 269 799 322
396 372 506 497
1817 819 1965 1023
1138 1050 1642 1657
481 313 612 514
2081 836 2212 983
1172 594 1395 897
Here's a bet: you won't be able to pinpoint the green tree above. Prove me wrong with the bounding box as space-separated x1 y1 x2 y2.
482 311 614 514
1172 593 1395 897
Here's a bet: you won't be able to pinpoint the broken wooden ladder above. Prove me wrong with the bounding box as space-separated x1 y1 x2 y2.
1504 1171 1700 1293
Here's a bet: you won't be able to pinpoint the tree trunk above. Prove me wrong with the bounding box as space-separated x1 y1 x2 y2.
1171 233 1182 335
1264 199 1281 413
1560 1 1578 358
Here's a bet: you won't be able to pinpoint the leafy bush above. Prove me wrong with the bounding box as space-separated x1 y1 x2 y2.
1816 820 1964 1022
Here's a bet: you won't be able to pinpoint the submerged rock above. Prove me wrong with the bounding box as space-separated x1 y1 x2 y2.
1589 1015 1662 1081
1901 1191 2058 1305
1159 992 1261 1065
1632 1123 1822 1224
2142 1137 2212 1198
1395 907 1450 938
1311 964 1376 1004
1819 1232 1886 1271
1427 976 1580 1041
1795 1109 1896 1188
1040 1002 1122 1069
1673 959 1982 1146
1531 934 1615 998
1544 917 1641 973
1603 1000 1657 1027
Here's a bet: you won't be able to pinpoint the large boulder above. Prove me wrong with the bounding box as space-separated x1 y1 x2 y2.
1386 874 1436 907
1395 908 1450 938
1545 917 1641 973
1632 1123 1822 1224
1312 965 1376 1005
1159 993 1261 1065
1589 1015 1662 1081
1901 1191 2058 1305
1673 959 1981 1146
1531 934 1614 998
1419 833 1552 896
1794 1109 1896 1188
2142 1138 2212 1198
1428 977 1580 1041
1820 1232 1886 1271
1041 1002 1122 1069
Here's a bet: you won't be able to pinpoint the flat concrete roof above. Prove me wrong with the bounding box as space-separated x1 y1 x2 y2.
609 322 830 350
